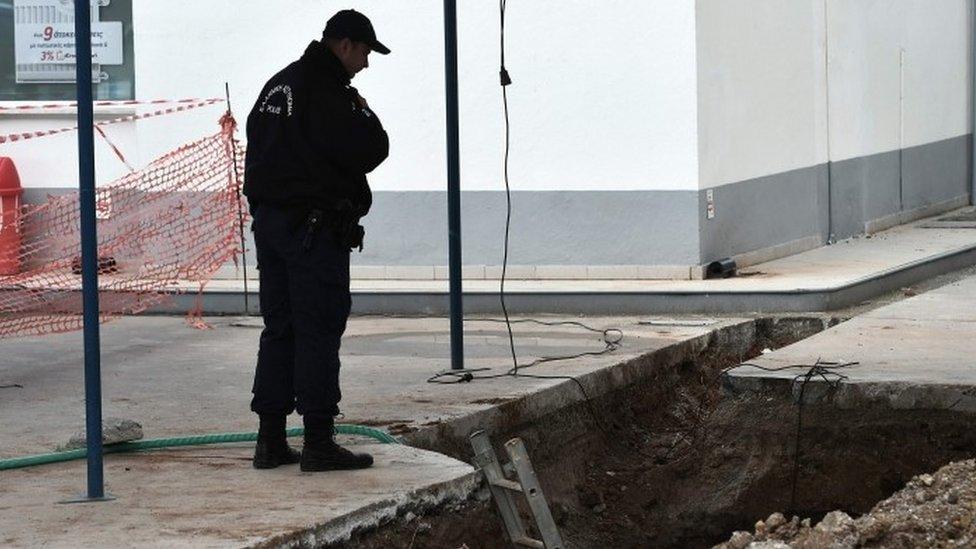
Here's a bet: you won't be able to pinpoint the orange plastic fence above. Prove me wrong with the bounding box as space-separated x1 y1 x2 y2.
0 113 246 338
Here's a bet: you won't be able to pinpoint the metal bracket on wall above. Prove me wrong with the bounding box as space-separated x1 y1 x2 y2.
469 430 564 549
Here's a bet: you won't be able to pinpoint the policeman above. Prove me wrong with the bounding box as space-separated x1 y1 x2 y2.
243 10 390 472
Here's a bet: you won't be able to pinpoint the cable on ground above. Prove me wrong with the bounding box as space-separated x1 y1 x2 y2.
423 1 624 442
723 358 858 512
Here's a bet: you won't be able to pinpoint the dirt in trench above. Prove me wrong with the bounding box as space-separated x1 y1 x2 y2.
338 324 976 549
715 459 976 548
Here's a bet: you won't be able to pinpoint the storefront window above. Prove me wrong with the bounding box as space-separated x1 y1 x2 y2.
0 0 134 101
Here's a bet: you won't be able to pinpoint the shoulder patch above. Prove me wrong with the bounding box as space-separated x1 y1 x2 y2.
259 84 294 117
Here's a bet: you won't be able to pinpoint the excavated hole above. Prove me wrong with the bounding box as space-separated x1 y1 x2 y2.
338 317 976 549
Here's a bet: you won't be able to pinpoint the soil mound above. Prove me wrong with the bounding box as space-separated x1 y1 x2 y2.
715 459 976 548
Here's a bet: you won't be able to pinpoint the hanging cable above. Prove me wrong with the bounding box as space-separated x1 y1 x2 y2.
722 359 858 512
494 0 622 387
498 0 519 375
425 2 624 434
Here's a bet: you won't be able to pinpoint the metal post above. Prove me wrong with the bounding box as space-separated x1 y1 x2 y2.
444 0 464 370
72 0 108 502
225 83 250 316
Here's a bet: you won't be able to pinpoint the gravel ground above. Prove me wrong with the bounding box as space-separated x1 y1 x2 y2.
714 459 976 549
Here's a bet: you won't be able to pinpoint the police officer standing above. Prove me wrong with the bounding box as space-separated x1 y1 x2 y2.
243 10 390 472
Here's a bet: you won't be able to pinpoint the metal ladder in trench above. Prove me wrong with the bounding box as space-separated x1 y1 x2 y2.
470 430 565 549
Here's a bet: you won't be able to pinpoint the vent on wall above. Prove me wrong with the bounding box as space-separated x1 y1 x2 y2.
14 0 103 84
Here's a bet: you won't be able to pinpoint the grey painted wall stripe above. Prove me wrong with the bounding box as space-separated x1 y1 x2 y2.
827 134 971 240
20 134 972 272
698 163 829 264
699 134 972 263
360 191 701 266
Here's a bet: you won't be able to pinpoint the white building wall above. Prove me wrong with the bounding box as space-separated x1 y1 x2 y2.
696 0 972 187
4 1 969 271
695 0 972 265
826 0 972 161
696 0 827 189
0 111 139 191
2 1 700 194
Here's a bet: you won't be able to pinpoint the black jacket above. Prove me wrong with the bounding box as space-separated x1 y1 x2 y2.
243 41 389 217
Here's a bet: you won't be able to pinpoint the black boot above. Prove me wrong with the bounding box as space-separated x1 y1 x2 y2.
253 414 301 469
300 415 374 472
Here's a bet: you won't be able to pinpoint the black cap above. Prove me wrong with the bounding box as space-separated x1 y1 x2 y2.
323 9 390 55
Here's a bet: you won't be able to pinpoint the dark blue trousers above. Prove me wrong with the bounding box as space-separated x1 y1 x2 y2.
249 204 351 420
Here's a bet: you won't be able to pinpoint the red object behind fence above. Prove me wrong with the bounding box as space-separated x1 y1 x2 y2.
0 157 22 275
0 114 246 338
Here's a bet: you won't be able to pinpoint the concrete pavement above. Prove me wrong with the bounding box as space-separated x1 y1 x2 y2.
11 210 976 315
5 265 976 546
178 211 976 314
725 272 976 411
1 444 478 548
0 315 743 458
0 313 751 546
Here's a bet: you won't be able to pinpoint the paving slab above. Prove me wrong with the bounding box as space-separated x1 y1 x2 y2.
8 212 976 315
726 273 976 410
0 443 478 548
170 213 976 314
0 313 744 546
0 315 738 458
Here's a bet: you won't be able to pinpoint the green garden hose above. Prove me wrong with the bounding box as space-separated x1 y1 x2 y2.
0 425 398 471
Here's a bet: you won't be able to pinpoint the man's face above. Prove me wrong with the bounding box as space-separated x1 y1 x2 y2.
336 39 372 78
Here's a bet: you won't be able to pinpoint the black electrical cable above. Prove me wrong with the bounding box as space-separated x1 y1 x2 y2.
423 1 623 440
425 320 622 381
498 0 518 375
494 1 622 389
723 359 857 512
721 359 858 377
427 0 622 382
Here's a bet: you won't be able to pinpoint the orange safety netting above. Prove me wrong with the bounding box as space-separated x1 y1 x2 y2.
0 113 247 338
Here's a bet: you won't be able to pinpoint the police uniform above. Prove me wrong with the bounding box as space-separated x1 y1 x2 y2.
243 10 390 471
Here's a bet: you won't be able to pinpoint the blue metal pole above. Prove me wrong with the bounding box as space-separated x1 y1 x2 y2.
73 0 105 500
444 0 464 370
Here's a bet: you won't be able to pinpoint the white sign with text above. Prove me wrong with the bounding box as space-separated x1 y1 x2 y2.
14 23 124 65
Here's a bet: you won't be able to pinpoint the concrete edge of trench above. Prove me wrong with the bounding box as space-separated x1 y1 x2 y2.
291 313 976 547
248 318 770 547
252 470 484 549
399 319 770 450
282 318 798 547
149 241 976 315
723 375 976 413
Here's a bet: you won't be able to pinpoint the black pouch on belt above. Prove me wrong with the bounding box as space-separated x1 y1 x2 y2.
334 199 366 253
